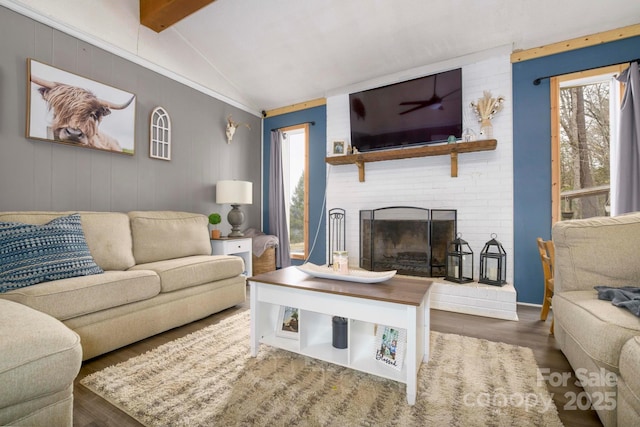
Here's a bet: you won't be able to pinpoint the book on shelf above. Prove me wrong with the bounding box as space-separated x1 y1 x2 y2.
374 325 406 371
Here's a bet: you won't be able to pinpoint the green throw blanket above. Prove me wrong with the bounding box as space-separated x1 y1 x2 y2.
595 286 640 317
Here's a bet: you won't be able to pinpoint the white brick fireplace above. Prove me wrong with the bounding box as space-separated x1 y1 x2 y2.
325 46 516 320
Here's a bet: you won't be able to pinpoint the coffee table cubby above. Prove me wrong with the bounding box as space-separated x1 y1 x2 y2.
255 302 411 382
249 270 432 405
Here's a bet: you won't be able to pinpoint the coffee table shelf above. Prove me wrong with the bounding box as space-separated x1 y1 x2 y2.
254 301 408 382
249 267 432 404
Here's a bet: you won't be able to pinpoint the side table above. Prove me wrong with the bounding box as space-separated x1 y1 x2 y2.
211 237 252 276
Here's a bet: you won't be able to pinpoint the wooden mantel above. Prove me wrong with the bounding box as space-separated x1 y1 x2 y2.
325 139 497 181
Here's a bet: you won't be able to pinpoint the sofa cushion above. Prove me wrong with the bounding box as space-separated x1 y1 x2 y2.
129 211 211 264
130 255 244 293
552 212 640 293
553 290 640 371
0 214 103 293
70 212 135 270
0 299 82 411
0 211 135 271
0 270 160 321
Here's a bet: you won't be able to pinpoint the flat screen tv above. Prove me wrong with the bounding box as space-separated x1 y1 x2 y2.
349 68 462 152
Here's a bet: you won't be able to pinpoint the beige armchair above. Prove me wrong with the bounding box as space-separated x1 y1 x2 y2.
552 212 640 427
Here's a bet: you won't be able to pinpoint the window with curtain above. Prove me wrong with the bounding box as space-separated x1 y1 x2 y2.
550 64 625 222
281 124 309 259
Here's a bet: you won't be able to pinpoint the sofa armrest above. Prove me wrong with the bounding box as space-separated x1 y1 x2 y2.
0 300 81 416
552 212 640 293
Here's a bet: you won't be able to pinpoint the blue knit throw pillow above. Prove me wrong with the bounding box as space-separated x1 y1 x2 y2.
0 213 103 293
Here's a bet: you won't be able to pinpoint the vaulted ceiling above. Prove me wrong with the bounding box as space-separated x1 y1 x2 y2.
6 0 640 114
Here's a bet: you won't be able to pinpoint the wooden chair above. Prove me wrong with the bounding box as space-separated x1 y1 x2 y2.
537 238 555 334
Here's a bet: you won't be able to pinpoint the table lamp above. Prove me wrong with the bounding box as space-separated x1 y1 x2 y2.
216 180 253 237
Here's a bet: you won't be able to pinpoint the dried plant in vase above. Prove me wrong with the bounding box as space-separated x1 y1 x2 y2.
225 115 251 144
470 91 505 139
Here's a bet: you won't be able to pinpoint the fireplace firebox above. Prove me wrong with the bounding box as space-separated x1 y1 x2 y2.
360 207 456 277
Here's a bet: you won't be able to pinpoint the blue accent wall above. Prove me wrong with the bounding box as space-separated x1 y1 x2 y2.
263 106 327 266
513 36 640 304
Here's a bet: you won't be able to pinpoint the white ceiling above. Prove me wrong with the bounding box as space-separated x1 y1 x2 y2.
5 0 640 114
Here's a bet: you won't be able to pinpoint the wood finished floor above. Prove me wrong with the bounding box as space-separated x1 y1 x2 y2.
73 289 603 427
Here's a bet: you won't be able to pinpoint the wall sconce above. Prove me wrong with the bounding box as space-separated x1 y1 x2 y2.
216 180 253 237
479 234 507 286
226 114 250 144
445 233 474 283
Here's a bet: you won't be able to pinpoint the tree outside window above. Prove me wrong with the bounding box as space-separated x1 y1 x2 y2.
557 66 622 220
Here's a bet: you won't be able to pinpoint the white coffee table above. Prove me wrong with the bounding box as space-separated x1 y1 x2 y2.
248 266 432 405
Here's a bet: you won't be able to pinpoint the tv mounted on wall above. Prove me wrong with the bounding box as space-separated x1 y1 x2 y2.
349 68 462 152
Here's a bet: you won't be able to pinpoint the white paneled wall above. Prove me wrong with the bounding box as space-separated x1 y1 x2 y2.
326 48 514 284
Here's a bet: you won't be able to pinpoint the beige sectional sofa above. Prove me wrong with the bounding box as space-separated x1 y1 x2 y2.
0 210 246 426
0 299 82 426
0 210 247 359
552 212 640 427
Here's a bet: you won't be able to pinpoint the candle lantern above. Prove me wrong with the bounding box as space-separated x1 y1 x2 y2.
479 233 507 286
445 233 474 283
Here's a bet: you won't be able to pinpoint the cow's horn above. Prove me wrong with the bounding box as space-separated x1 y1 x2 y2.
30 75 56 89
101 95 135 110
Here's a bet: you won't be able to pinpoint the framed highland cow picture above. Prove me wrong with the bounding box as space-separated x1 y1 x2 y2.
26 58 136 155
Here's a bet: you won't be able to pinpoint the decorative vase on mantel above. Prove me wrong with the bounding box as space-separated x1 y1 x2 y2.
462 127 476 142
479 119 493 139
471 91 504 141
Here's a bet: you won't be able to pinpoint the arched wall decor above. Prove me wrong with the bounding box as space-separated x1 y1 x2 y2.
150 106 171 160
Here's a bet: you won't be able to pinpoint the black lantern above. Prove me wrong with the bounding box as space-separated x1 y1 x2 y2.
479 233 507 286
445 233 474 283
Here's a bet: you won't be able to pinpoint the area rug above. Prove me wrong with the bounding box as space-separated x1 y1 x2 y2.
81 311 563 426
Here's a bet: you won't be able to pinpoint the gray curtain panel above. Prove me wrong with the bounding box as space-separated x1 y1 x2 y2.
269 130 291 268
613 61 640 215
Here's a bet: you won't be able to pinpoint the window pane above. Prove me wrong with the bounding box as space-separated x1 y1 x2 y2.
559 76 613 219
282 127 307 258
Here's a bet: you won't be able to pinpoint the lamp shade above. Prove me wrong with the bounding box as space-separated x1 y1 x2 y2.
216 180 253 205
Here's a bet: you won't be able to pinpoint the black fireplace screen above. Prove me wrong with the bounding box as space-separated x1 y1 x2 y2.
360 207 456 277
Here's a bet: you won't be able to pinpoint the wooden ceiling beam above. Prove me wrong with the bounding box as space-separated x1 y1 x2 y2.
263 98 327 118
511 23 640 63
140 0 217 33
